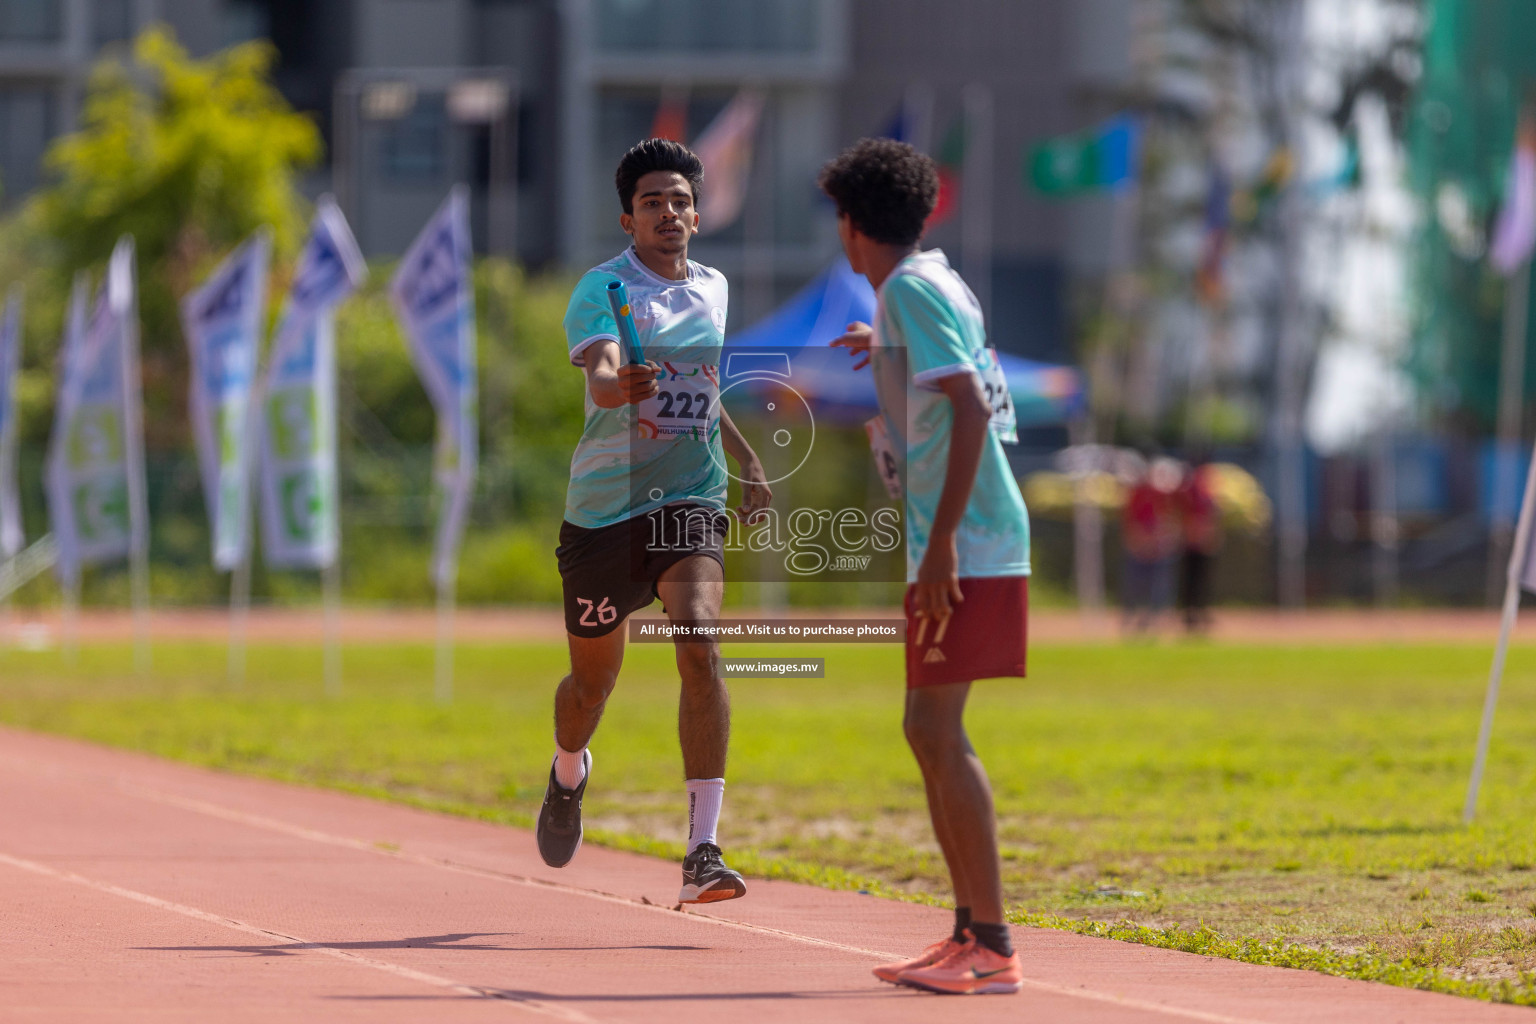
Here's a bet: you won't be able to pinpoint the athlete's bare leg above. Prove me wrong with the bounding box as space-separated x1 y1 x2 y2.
657 554 728 779
555 625 628 754
903 681 1005 924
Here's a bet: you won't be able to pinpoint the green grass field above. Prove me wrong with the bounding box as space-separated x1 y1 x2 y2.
6 637 1536 1004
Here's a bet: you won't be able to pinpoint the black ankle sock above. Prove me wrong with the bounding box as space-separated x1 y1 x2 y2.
952 906 972 943
969 922 1014 957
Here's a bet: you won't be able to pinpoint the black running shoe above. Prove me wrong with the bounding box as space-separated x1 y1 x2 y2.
678 842 747 904
536 750 590 868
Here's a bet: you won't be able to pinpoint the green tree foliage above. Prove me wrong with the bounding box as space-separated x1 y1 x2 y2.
21 27 320 450
0 26 594 605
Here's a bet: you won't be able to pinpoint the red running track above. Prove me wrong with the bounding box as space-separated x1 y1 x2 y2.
0 726 1525 1024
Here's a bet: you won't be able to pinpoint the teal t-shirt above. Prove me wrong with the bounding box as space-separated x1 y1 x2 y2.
562 247 729 528
871 249 1031 582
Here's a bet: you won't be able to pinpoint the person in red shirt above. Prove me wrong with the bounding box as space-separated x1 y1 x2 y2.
1176 455 1222 634
1121 456 1182 634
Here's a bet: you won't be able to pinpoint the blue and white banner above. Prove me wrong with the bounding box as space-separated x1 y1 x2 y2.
46 238 147 578
389 187 478 589
182 231 270 572
257 198 366 570
0 288 23 559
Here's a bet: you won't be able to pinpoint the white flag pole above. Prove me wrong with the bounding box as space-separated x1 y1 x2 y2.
0 291 20 648
322 559 341 697
62 565 80 667
228 550 251 685
390 188 477 704
1465 436 1536 823
435 570 454 704
1489 262 1531 603
116 239 151 673
961 82 994 329
230 370 260 686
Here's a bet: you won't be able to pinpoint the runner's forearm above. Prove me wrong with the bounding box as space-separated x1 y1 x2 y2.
930 373 990 543
717 407 760 470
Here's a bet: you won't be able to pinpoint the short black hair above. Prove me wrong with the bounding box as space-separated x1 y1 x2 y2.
615 138 704 215
818 138 938 247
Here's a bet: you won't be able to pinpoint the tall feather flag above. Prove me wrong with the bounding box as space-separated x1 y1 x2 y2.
390 187 478 592
1491 113 1536 276
692 89 766 235
256 199 366 571
0 288 22 559
182 231 271 572
45 240 147 581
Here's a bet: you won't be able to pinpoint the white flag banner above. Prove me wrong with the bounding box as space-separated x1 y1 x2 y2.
257 198 366 571
183 232 271 572
0 288 23 559
389 187 478 589
45 239 147 578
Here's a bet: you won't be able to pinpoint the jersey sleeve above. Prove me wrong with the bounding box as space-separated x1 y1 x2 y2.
563 272 620 367
881 274 976 390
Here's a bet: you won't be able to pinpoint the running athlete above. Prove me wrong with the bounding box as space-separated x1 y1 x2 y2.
823 138 1028 994
536 139 771 906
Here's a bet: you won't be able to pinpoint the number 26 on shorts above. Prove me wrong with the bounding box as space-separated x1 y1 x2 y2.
577 596 618 627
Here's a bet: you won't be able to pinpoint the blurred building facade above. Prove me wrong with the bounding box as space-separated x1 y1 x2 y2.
0 0 161 203
0 0 1143 362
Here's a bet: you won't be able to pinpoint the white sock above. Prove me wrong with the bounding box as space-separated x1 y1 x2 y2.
554 743 588 789
686 778 724 855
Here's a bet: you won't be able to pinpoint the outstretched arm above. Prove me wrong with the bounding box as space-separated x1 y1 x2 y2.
831 321 874 370
582 338 661 408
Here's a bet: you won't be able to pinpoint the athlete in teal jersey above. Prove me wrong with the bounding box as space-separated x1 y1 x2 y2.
562 246 731 529
538 140 771 910
872 249 1031 583
823 138 1027 995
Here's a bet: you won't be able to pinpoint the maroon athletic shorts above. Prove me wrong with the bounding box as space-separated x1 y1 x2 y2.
904 576 1029 688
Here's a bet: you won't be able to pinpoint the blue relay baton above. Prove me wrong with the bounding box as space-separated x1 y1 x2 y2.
605 279 647 366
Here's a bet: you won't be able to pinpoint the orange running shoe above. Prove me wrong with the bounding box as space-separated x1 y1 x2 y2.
897 937 1023 995
872 934 966 984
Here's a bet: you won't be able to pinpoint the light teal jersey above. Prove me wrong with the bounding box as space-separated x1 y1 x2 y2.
562 247 729 528
871 249 1030 582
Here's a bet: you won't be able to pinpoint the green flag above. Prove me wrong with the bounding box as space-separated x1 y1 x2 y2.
1027 117 1141 196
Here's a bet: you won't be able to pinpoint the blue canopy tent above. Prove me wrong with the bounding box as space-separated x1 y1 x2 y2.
725 259 1086 425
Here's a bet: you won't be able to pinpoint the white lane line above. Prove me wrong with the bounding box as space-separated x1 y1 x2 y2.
124 785 1276 1024
0 850 603 1024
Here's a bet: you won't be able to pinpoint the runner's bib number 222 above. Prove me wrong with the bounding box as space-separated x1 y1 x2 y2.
636 361 720 442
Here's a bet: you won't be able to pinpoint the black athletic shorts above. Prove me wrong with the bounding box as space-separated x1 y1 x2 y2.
556 503 728 638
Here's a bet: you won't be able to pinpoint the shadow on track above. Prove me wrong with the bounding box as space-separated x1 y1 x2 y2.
138 932 708 957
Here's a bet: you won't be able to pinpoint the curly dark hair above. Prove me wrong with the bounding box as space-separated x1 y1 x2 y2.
817 138 938 247
615 138 704 215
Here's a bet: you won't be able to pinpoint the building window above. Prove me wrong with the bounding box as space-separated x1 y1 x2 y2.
593 0 818 55
379 96 447 182
92 0 131 47
0 0 63 42
0 86 55 202
220 0 269 48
